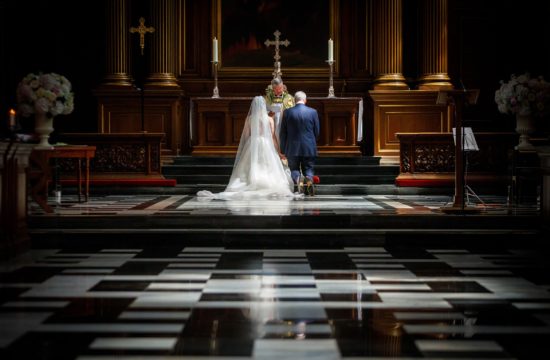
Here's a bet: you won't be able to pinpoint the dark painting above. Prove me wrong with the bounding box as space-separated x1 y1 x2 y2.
221 0 330 68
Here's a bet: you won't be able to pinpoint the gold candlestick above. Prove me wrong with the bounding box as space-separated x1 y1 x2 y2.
327 60 335 98
212 60 219 98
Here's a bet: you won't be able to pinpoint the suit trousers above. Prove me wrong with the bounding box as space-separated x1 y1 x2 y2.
287 156 316 183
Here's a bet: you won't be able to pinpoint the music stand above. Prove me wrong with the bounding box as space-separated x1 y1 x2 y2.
453 127 486 207
436 89 481 213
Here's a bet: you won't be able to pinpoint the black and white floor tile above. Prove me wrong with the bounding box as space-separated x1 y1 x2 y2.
28 194 537 217
1 246 550 359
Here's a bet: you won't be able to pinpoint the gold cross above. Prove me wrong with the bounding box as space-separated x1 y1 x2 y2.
264 30 290 79
130 17 155 55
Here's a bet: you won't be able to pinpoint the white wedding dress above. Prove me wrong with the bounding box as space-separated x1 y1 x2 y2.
197 96 296 200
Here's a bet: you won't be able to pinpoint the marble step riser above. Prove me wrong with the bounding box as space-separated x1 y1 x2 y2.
172 157 382 166
56 185 497 196
165 175 398 184
162 166 399 176
29 231 542 249
29 215 538 230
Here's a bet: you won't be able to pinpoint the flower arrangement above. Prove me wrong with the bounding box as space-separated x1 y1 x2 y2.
494 73 550 118
16 72 74 118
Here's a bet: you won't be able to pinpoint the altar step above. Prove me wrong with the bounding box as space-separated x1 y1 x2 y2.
29 213 542 248
162 156 400 186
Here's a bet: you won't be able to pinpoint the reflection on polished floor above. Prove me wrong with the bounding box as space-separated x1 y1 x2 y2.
1 246 550 359
28 193 536 217
1 194 547 359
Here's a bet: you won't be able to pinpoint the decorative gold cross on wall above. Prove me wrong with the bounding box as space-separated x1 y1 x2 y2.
130 17 155 55
264 30 290 79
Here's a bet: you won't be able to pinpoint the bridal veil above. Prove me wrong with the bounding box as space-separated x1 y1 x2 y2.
197 96 295 200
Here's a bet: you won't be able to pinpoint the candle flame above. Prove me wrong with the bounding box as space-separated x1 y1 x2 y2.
9 108 16 115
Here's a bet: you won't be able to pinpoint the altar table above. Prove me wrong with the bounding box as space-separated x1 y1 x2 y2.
190 97 364 156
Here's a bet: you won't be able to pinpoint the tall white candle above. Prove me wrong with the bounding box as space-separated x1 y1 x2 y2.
212 37 218 62
328 38 334 62
8 108 16 128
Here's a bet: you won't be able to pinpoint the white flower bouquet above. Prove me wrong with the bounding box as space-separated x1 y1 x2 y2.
16 72 74 118
495 73 550 118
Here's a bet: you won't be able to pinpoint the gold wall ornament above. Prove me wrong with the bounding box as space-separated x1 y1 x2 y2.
130 17 155 55
264 30 290 79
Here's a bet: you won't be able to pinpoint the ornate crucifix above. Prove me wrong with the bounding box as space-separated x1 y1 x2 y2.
264 30 290 79
130 17 155 55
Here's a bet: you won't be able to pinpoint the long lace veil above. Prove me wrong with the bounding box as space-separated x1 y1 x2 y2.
197 95 294 199
226 96 274 189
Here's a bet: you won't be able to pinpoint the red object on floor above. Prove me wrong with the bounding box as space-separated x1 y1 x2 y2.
313 175 320 184
60 178 177 187
395 179 451 187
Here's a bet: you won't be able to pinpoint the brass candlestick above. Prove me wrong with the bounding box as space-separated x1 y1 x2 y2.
327 60 335 98
212 61 220 98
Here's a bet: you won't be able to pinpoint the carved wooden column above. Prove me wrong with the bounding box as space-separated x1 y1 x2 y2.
147 0 179 87
102 0 132 87
418 0 452 89
372 0 408 89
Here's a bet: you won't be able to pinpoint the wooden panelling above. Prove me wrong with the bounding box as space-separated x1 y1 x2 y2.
369 90 451 159
395 132 518 186
204 113 224 144
191 97 363 156
94 88 183 155
58 133 165 176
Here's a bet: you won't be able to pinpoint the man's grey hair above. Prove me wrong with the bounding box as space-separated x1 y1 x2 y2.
294 91 307 102
271 77 283 87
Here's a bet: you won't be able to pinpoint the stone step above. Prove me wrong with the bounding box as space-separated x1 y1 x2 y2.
164 174 399 185
29 228 542 249
162 164 400 176
29 212 539 231
162 155 399 186
63 184 454 196
171 156 382 166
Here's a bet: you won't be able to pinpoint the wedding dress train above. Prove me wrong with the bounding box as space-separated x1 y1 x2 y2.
197 96 297 200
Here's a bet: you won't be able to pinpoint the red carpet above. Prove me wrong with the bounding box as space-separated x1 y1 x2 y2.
60 178 177 187
395 178 452 187
396 175 508 188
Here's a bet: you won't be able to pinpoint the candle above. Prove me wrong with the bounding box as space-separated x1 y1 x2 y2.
328 38 334 62
212 37 218 62
8 108 16 128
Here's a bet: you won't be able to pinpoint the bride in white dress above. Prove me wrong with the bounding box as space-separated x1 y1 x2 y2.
197 96 296 200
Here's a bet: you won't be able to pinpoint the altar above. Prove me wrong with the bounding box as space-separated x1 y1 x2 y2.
190 97 363 156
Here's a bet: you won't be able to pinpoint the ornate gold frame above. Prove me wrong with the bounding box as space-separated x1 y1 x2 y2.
211 0 339 77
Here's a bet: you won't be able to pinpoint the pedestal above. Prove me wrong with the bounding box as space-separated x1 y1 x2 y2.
1 141 36 259
35 113 54 149
509 149 540 205
537 146 550 232
515 114 535 151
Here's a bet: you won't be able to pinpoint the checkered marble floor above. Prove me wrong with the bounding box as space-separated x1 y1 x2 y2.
28 194 538 216
1 246 550 359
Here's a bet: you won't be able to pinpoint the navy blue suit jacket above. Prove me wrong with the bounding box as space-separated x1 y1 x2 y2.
280 103 320 157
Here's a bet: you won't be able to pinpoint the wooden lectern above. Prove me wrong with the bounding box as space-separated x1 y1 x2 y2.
436 89 480 213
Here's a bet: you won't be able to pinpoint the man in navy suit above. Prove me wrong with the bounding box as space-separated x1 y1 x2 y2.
279 91 320 195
